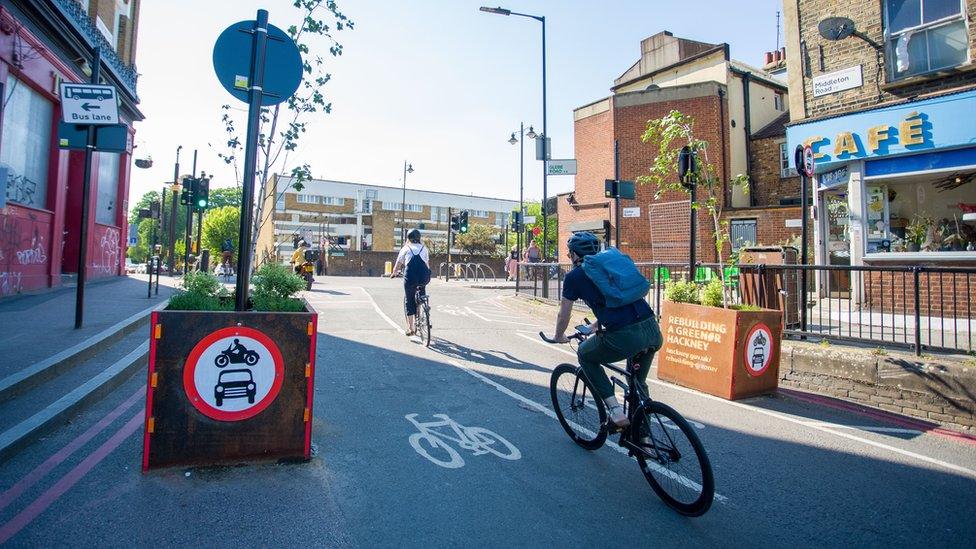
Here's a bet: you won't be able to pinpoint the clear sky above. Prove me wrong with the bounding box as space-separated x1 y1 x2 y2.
130 0 786 208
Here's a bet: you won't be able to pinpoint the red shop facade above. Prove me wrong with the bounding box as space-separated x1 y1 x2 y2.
0 0 142 298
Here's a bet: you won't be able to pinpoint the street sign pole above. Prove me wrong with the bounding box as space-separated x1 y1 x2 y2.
614 140 621 248
184 150 197 274
74 47 101 329
797 145 814 334
235 10 270 311
168 148 181 275
678 146 697 280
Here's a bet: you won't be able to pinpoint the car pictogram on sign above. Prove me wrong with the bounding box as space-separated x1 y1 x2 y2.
183 326 284 421
744 323 774 377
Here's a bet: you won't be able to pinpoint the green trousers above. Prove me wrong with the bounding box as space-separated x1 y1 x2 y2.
577 316 663 400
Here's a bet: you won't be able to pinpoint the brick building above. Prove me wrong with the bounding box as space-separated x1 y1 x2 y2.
256 176 517 263
783 0 976 306
0 0 142 298
558 31 803 264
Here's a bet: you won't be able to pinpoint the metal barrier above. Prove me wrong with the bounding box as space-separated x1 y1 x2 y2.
515 261 975 355
439 262 499 281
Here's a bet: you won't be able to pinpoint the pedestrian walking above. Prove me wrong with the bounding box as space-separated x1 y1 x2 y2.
506 246 518 281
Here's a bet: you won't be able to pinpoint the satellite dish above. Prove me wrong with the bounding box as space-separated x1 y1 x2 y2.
819 16 856 41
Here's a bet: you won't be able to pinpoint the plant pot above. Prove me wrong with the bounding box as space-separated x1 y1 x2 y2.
906 242 921 252
657 301 783 400
143 300 318 470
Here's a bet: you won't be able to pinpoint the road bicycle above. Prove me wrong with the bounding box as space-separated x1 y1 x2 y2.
540 323 714 516
406 413 520 468
412 285 432 347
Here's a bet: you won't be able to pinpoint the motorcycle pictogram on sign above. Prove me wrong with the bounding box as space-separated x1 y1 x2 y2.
183 327 284 421
744 323 774 377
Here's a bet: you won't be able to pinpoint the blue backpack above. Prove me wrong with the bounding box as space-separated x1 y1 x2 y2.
581 248 650 308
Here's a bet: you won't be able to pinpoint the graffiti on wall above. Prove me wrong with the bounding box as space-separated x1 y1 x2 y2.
92 226 121 276
0 211 49 296
4 173 39 209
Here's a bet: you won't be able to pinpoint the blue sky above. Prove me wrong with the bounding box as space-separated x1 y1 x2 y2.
130 0 785 206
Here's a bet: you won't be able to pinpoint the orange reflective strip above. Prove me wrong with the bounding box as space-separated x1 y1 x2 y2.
147 417 155 433
307 322 313 336
303 408 310 423
154 324 162 339
150 372 158 388
304 363 311 378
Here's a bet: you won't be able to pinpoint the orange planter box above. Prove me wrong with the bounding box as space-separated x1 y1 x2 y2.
657 301 783 400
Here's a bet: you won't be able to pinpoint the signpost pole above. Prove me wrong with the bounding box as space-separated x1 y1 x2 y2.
614 140 621 248
799 146 811 334
168 148 181 275
74 47 101 329
184 150 197 274
234 10 270 311
446 207 453 282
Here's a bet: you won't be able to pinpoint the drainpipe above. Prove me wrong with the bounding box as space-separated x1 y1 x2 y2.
741 71 755 207
718 87 729 207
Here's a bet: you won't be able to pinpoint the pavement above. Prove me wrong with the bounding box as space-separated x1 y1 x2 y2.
0 276 974 546
0 276 176 377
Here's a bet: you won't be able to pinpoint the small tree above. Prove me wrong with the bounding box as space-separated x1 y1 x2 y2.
639 110 748 307
202 206 242 263
454 223 498 256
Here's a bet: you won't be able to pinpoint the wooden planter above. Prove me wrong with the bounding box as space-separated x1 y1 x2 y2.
143 301 318 470
657 301 782 400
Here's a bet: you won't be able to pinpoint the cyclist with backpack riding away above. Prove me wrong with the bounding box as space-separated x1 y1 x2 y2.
550 232 662 429
391 228 431 336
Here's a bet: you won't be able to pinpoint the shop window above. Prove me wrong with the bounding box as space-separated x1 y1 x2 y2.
1 76 53 209
729 219 757 251
779 142 797 178
95 153 120 225
885 0 968 80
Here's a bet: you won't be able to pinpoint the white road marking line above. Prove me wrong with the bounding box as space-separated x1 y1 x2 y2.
358 287 405 335
516 333 976 479
440 356 727 503
465 307 544 326
805 424 924 435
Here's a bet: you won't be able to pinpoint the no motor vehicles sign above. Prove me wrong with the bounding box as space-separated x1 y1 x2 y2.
60 83 119 125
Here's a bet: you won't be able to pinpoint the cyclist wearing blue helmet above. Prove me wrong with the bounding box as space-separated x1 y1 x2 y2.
551 232 662 428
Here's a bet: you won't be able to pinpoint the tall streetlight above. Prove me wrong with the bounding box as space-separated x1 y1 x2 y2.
508 124 537 269
400 161 415 243
167 145 182 275
480 6 549 262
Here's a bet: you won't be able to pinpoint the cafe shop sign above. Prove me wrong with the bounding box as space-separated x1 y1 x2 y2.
786 88 976 170
657 301 783 400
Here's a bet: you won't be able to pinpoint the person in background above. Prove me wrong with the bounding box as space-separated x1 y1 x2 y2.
506 246 519 281
525 239 541 280
290 240 310 274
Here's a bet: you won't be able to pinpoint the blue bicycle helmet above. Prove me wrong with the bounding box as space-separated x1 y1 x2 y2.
567 232 601 257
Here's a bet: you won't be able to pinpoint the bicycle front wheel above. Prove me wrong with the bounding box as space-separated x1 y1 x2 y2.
549 364 607 450
631 401 714 516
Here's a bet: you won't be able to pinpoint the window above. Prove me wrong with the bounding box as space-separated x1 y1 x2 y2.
95 153 120 225
296 194 318 204
470 209 489 218
1 76 53 209
729 219 757 251
774 93 784 111
779 142 797 178
388 202 423 212
321 196 344 206
885 0 968 80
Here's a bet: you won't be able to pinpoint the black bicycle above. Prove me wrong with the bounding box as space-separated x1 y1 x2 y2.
413 286 432 347
540 324 714 516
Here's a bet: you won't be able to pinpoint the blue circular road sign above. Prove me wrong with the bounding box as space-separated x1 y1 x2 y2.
212 20 303 106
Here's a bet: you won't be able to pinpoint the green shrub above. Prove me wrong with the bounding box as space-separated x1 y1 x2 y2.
699 278 724 308
732 303 762 312
664 280 700 304
251 263 306 312
168 271 231 311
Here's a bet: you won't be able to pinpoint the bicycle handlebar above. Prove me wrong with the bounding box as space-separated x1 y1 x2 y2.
538 331 585 344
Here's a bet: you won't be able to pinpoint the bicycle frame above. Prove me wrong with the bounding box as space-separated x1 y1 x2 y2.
406 414 485 453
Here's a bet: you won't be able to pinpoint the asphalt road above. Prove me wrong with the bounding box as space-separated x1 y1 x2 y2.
1 276 974 547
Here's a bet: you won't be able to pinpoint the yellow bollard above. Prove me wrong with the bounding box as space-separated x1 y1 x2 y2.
384 261 392 276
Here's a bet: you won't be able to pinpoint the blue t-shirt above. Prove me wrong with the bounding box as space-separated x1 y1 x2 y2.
562 266 652 331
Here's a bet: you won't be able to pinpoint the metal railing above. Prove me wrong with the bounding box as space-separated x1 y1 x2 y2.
438 262 499 281
54 0 139 94
515 261 975 355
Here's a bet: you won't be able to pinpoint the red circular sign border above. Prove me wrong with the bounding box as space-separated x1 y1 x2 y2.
802 145 816 177
743 323 773 377
183 326 285 421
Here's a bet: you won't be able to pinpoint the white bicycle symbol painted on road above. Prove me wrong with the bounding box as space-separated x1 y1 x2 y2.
406 414 521 469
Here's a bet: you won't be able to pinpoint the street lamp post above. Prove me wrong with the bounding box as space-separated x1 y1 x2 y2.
400 161 414 243
167 145 182 275
509 124 536 288
480 6 548 262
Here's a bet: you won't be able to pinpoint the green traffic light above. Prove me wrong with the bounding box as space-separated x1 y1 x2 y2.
197 200 206 208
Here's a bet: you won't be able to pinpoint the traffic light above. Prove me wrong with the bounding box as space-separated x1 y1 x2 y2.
450 215 460 233
193 176 210 212
510 210 521 233
180 177 192 205
458 210 469 234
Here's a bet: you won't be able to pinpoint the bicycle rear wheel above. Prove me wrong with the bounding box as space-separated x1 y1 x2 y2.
549 364 607 450
631 401 714 516
416 296 431 347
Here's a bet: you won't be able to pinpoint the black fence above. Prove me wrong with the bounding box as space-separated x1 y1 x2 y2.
515 261 976 355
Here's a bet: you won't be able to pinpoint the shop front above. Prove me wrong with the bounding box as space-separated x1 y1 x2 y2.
788 89 976 289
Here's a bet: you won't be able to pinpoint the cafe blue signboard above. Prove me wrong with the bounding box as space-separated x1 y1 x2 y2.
786 89 976 172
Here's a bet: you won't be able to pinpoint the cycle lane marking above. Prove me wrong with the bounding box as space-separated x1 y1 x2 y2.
358 287 405 335
0 412 143 544
0 385 145 513
464 307 543 326
405 413 521 469
357 287 726 502
514 333 976 480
